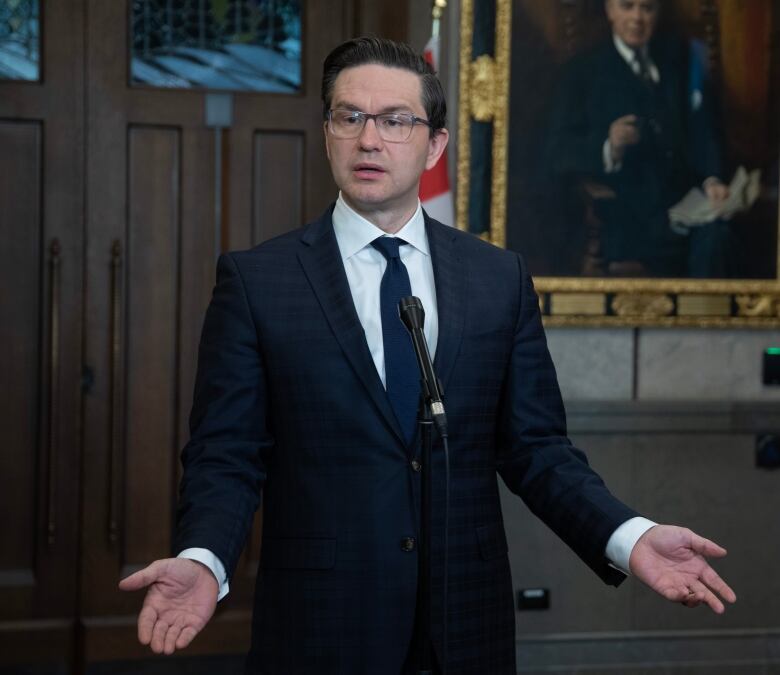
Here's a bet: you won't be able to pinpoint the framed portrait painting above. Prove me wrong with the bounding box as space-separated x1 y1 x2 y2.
457 0 780 325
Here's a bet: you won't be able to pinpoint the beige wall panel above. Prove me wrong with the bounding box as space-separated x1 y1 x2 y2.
637 329 780 401
631 433 780 632
502 436 634 636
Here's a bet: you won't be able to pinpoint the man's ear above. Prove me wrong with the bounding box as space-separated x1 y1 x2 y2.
425 128 449 171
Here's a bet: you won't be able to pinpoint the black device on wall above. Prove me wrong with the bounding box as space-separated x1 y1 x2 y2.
763 348 780 385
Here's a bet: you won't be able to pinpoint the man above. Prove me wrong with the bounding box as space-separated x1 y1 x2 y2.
547 0 731 277
120 37 735 674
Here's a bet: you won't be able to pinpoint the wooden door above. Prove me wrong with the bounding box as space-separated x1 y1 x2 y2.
78 0 352 663
0 1 85 669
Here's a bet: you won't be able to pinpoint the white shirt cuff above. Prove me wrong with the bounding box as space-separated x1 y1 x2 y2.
605 516 657 575
603 139 622 173
178 547 230 601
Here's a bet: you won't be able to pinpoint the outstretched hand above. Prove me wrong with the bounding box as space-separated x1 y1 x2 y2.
629 525 736 613
118 558 218 654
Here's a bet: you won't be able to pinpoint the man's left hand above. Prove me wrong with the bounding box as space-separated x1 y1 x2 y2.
629 525 736 613
704 179 730 204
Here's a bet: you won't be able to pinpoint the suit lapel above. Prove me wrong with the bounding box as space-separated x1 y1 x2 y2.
297 209 407 447
425 213 465 397
605 41 647 99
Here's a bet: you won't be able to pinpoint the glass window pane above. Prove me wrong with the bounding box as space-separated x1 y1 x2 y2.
0 0 40 82
131 0 301 93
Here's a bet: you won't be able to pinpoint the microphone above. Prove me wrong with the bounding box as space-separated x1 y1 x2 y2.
398 296 447 437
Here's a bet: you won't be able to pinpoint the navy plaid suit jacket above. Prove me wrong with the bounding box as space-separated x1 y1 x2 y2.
175 206 638 674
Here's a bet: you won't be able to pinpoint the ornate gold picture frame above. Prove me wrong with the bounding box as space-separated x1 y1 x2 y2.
457 0 780 326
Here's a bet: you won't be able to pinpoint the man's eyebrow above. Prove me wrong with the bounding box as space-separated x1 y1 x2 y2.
331 101 415 115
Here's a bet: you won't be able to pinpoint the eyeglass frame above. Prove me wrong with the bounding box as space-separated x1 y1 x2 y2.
325 108 435 142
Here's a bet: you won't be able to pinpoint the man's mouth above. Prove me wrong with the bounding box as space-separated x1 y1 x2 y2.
353 164 386 179
354 164 385 172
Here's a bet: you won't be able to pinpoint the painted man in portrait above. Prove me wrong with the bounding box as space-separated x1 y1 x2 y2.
546 0 732 277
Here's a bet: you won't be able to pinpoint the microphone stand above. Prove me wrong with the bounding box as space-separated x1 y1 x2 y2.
415 388 435 675
398 297 449 675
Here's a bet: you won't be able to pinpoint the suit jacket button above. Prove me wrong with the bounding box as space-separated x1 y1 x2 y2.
400 537 416 552
411 459 422 472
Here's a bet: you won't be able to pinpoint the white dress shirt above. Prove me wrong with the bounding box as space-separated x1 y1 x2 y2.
331 194 439 384
180 194 654 597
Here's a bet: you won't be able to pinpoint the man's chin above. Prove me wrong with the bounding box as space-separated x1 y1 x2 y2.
623 34 650 49
342 186 391 209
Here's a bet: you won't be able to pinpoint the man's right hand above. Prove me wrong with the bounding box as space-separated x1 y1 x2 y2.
608 114 641 162
118 557 218 655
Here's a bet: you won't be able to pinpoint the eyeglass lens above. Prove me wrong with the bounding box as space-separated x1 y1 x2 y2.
329 110 417 142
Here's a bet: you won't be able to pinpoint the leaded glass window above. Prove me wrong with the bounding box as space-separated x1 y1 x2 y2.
0 0 40 81
131 0 301 93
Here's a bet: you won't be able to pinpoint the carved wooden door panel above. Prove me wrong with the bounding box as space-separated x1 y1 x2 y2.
0 1 85 669
79 0 350 663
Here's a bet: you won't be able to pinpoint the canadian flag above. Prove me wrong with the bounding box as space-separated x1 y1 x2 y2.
420 35 455 227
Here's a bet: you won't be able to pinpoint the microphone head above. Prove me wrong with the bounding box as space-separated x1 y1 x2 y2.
398 296 425 331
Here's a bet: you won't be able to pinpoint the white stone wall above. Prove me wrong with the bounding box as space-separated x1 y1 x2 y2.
547 328 780 402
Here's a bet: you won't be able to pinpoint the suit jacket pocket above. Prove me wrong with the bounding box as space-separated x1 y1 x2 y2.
261 537 337 570
476 524 509 561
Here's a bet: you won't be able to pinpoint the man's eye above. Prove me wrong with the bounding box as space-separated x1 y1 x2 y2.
342 115 361 124
380 116 409 128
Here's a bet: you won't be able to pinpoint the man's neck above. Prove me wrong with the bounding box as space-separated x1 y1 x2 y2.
340 193 419 234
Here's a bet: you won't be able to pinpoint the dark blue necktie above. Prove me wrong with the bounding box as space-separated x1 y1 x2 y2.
371 237 420 445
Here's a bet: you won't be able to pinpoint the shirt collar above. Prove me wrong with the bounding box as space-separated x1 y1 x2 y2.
612 34 659 83
613 34 644 62
332 192 430 261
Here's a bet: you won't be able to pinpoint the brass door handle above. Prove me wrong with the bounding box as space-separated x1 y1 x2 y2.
108 240 124 545
46 239 61 546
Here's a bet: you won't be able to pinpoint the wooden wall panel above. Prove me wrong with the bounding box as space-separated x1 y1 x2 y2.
0 121 41 601
177 128 217 474
251 132 305 245
124 126 181 567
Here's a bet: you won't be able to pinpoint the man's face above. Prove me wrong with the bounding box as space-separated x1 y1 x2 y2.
606 0 659 49
324 64 448 220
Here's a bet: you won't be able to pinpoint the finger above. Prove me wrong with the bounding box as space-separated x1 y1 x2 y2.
617 114 638 124
137 604 158 645
701 566 737 604
176 626 199 650
163 620 183 656
689 533 727 558
119 560 166 591
688 580 724 614
150 619 169 655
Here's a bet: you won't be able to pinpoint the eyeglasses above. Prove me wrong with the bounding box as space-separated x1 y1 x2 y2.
327 109 433 143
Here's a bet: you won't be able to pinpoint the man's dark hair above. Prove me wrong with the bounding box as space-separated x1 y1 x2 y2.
321 36 447 133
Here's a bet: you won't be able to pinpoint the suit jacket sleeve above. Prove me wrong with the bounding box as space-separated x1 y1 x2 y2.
174 253 272 580
495 254 638 585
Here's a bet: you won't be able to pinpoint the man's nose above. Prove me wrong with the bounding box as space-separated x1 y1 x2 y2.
358 117 384 149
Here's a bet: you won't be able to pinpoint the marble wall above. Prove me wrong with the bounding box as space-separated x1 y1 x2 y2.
506 328 780 672
546 328 780 402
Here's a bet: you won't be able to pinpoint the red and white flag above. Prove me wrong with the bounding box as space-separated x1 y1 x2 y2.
419 35 455 227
